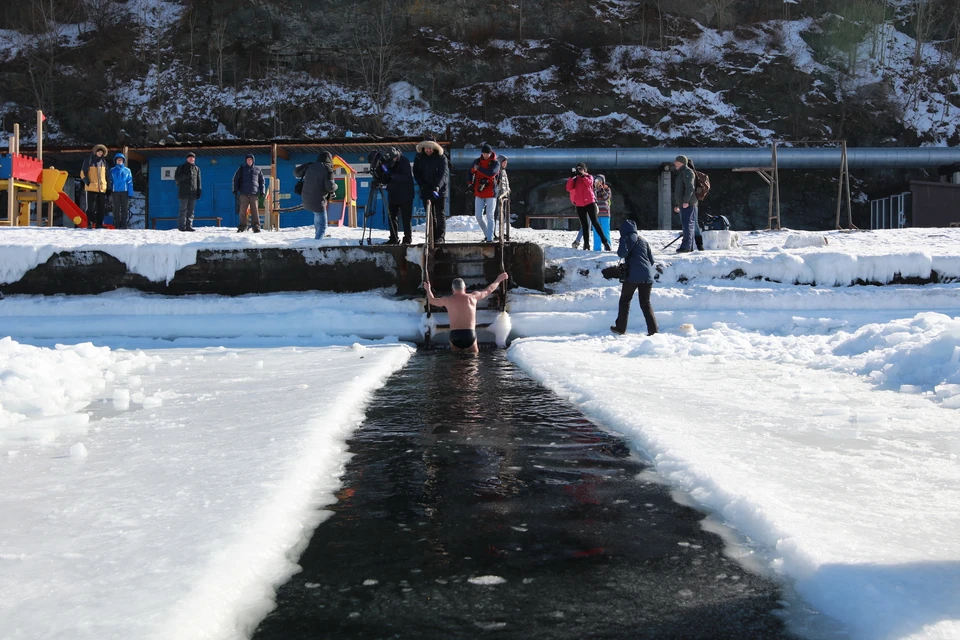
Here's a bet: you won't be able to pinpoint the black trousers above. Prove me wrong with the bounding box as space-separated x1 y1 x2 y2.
423 196 445 242
576 203 609 249
389 200 413 241
86 192 106 228
614 282 658 336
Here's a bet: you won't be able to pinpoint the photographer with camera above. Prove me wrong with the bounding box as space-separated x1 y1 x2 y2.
469 144 501 242
566 162 611 251
610 218 658 337
370 147 415 245
413 138 449 244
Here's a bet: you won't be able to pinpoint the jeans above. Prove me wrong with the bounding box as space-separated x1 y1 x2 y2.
237 193 260 230
576 203 609 250
177 197 196 230
614 282 658 335
475 196 496 240
312 207 328 239
679 204 699 251
111 192 130 229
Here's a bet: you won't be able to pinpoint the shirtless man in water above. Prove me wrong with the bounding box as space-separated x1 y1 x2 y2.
425 272 509 353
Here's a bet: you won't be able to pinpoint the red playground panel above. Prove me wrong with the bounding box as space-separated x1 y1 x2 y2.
11 154 43 183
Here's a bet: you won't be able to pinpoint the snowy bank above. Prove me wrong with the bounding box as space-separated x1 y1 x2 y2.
3 225 960 289
0 342 413 640
509 329 960 640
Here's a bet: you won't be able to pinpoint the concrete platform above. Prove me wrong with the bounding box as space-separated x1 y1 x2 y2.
0 242 545 296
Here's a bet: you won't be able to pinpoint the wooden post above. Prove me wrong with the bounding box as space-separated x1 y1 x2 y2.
270 143 278 231
11 125 19 226
37 110 45 226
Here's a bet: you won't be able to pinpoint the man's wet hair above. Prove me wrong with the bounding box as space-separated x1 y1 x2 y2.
452 278 466 292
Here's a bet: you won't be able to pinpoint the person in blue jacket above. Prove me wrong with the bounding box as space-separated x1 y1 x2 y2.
109 153 135 229
610 219 659 336
233 154 266 233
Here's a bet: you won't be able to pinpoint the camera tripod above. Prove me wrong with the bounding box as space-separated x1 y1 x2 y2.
360 180 388 246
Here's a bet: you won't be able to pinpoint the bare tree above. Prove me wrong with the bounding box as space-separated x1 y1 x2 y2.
706 0 735 31
211 20 229 90
351 1 406 132
14 0 81 117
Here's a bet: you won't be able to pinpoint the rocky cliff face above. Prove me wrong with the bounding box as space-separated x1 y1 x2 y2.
1 0 958 229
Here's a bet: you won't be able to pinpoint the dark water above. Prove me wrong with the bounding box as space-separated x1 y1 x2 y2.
254 351 794 639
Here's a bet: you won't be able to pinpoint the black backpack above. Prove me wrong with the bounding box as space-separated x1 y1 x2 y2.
705 214 730 231
294 162 313 195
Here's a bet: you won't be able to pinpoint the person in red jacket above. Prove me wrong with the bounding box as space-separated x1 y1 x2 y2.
566 162 611 251
470 144 501 242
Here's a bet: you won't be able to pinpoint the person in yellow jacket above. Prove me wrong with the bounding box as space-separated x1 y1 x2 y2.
80 144 111 229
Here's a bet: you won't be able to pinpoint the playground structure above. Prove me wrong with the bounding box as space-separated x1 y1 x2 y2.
0 111 87 228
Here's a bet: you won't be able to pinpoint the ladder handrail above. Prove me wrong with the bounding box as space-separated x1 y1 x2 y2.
423 200 433 317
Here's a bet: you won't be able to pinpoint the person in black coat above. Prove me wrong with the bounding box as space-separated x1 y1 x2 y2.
413 140 449 243
174 152 201 232
377 147 415 244
611 219 659 336
301 152 337 240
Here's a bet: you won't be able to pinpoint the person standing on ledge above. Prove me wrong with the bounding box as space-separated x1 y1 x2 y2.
566 162 611 251
673 155 699 253
233 153 265 233
424 273 509 353
174 152 201 232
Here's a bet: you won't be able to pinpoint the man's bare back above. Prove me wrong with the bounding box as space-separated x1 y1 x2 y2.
425 272 508 352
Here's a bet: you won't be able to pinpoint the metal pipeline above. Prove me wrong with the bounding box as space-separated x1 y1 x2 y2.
450 147 960 170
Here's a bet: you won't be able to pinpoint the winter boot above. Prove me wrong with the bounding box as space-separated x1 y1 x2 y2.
695 235 704 251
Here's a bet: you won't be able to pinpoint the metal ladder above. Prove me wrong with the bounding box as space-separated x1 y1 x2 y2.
421 201 508 348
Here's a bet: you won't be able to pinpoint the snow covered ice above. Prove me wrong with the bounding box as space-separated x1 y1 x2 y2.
1 224 960 639
0 342 412 640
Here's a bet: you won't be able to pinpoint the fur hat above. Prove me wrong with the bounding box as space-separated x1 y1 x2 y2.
416 140 444 156
92 144 108 156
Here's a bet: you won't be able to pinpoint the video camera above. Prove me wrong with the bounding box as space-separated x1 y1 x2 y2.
365 150 389 185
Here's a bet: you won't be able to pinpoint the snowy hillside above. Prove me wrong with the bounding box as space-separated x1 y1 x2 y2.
0 1 958 147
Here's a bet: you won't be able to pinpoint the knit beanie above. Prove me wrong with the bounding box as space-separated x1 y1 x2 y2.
481 144 493 154
675 155 688 165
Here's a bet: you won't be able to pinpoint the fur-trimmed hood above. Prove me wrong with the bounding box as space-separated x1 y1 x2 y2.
416 141 444 156
92 144 108 156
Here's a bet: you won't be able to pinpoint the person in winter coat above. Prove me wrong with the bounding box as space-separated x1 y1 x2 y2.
109 153 134 229
378 147 415 244
566 162 611 251
673 155 700 253
496 155 511 229
174 152 201 232
470 144 501 242
81 144 111 228
301 151 337 240
233 154 266 233
413 140 449 243
610 219 658 337
572 174 611 249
